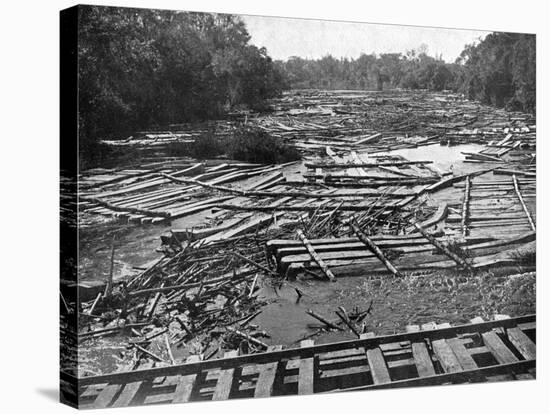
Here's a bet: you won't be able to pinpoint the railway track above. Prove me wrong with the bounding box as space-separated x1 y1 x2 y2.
70 314 535 408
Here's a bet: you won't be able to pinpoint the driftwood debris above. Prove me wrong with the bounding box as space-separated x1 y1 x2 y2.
305 309 342 331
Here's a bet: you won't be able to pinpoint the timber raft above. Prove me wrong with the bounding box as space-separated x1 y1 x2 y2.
71 314 535 408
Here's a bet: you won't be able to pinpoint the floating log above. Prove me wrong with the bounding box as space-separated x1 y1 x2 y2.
493 169 536 178
413 223 473 270
304 160 433 169
305 309 342 331
226 326 268 349
349 221 402 277
512 174 536 231
410 203 448 232
353 132 382 146
82 196 171 218
296 229 336 282
461 176 471 237
162 173 417 199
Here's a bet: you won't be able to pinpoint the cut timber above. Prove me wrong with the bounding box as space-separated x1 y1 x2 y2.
168 196 233 219
354 132 382 146
212 350 239 401
411 341 435 377
77 314 536 401
254 345 282 398
83 197 170 218
446 338 478 370
411 203 448 231
493 169 535 178
482 331 518 364
298 340 315 395
413 223 472 270
162 172 412 199
297 229 336 282
350 221 402 277
461 175 471 237
424 169 492 193
432 338 463 373
170 214 252 241
512 174 536 231
305 160 433 169
461 151 503 162
204 210 287 244
366 347 391 384
172 355 200 404
507 327 536 360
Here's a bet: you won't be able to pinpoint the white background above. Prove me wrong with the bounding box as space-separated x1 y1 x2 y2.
0 0 547 412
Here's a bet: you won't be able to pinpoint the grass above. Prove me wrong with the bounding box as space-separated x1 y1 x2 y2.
356 269 535 330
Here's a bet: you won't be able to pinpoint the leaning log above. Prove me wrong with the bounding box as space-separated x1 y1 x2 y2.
512 174 536 231
297 229 336 282
350 221 402 277
413 223 473 271
305 309 342 331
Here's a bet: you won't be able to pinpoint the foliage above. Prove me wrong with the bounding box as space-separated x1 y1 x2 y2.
277 33 535 114
165 126 300 164
227 126 301 164
276 48 457 92
78 6 287 167
456 33 535 113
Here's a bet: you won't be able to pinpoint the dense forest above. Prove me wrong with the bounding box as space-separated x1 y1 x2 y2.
77 6 287 160
77 6 535 165
276 32 535 113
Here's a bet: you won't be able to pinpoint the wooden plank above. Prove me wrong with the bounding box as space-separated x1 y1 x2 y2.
212 350 239 401
406 325 420 332
111 361 154 407
412 341 436 377
513 174 536 230
297 230 336 282
254 345 283 398
172 355 200 404
348 360 536 391
298 340 315 395
93 384 121 408
366 347 391 384
447 338 478 371
421 322 437 331
432 339 463 373
461 175 471 237
78 315 536 387
507 327 536 360
482 331 518 364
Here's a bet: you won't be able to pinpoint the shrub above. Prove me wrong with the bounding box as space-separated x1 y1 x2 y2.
190 134 224 159
227 126 301 164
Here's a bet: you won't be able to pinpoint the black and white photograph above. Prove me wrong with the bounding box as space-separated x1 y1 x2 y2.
55 1 539 410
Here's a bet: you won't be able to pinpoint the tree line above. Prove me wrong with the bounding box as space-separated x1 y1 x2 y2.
78 6 287 160
275 32 535 113
77 7 535 166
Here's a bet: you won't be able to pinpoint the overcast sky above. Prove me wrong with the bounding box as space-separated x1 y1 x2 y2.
241 15 490 63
